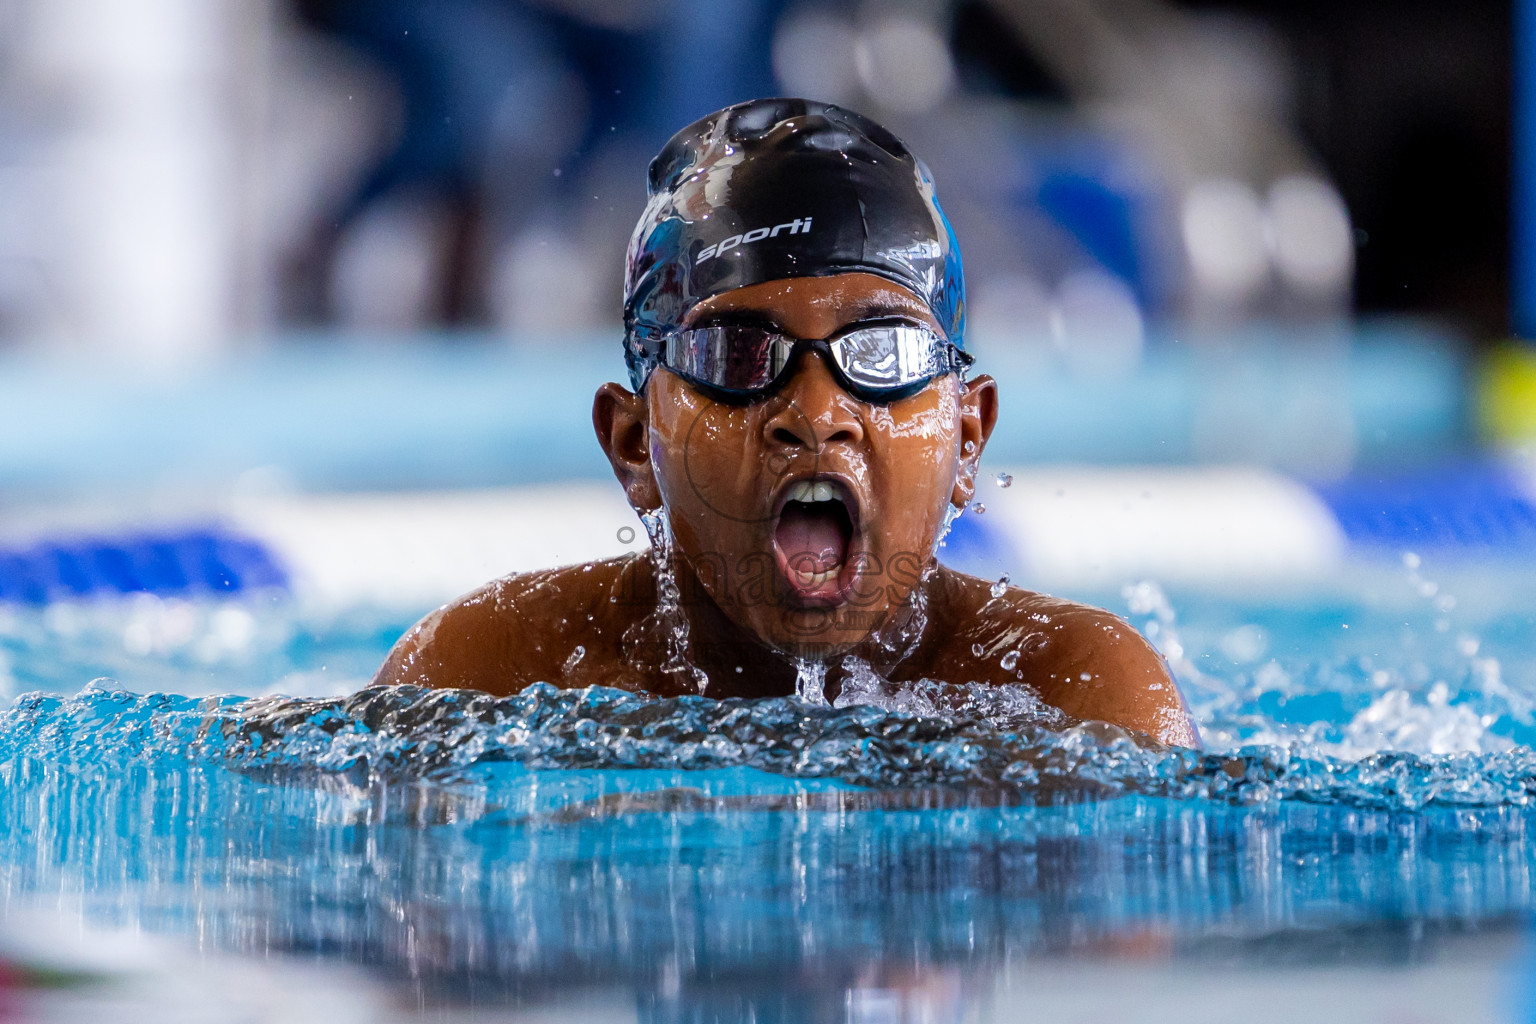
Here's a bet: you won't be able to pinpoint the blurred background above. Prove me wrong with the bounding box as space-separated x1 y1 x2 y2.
0 0 1532 598
0 0 1511 345
2 8 1536 1017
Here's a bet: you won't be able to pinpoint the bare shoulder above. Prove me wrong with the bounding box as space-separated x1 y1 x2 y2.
930 569 1198 746
372 555 647 695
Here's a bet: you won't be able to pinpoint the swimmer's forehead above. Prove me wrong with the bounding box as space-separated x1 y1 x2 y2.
681 273 942 334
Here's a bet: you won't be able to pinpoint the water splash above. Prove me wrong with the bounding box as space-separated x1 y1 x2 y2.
635 510 709 695
1399 553 1531 726
932 502 962 552
1125 572 1536 761
864 563 933 667
990 575 1010 599
3 559 1535 820
834 655 1066 734
7 681 1536 813
793 658 828 706
1122 580 1199 682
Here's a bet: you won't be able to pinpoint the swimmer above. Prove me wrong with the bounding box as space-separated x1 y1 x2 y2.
375 98 1197 746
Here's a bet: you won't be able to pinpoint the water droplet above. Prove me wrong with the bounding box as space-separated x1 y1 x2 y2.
971 502 986 514
963 440 977 456
989 575 1010 598
1402 551 1421 570
995 472 1013 488
971 643 985 657
999 650 1019 671
561 645 586 674
932 502 963 553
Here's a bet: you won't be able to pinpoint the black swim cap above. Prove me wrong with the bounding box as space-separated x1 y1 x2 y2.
622 97 966 392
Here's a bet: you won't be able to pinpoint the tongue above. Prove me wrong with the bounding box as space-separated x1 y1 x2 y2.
776 502 849 574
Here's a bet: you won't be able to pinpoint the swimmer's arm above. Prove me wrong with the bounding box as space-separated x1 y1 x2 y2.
373 584 549 694
973 592 1197 747
1032 609 1199 747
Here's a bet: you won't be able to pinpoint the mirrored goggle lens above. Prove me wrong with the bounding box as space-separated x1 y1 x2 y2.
664 324 956 396
663 326 780 392
828 324 951 391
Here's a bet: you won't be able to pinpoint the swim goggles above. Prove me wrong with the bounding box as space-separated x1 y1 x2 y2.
632 319 973 404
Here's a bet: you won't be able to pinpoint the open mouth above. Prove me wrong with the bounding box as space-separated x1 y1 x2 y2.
772 478 858 601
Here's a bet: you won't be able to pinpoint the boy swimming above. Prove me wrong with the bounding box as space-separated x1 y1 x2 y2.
375 98 1197 746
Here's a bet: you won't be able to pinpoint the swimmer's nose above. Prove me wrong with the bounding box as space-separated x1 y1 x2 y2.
765 350 864 451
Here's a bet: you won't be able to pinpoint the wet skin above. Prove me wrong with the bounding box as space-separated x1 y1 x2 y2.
375 272 1198 746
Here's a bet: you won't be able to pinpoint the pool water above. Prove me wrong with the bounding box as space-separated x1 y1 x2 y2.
0 556 1534 1018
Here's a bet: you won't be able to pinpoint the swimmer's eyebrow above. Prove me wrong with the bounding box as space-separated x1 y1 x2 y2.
845 296 918 318
842 295 937 328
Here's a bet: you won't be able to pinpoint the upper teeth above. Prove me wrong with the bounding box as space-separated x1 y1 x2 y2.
787 480 838 503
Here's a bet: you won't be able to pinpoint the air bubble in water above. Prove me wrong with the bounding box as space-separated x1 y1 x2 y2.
995 472 1012 488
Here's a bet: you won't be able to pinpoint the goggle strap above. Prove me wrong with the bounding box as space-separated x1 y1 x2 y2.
625 332 666 391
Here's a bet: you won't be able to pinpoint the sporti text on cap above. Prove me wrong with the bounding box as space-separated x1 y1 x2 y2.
621 97 966 392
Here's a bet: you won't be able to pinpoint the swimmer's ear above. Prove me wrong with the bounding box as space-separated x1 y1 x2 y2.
593 382 663 511
951 374 999 507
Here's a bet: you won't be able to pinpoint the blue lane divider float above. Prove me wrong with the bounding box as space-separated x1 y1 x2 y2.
0 529 288 605
1315 462 1536 551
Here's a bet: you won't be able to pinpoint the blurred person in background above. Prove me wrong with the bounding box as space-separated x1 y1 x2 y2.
281 0 781 333
274 0 1355 347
